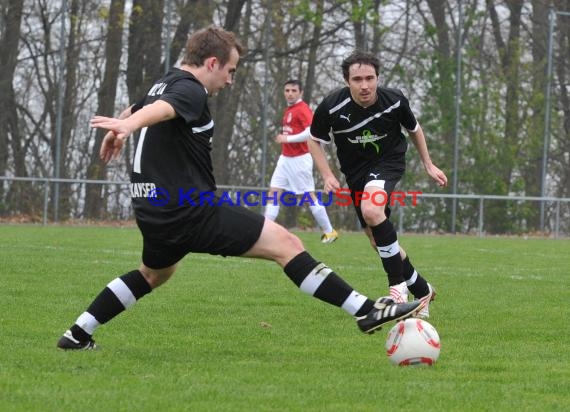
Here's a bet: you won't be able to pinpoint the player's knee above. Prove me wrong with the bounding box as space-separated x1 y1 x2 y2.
263 227 305 267
279 228 304 252
361 202 387 226
252 220 305 264
139 265 176 289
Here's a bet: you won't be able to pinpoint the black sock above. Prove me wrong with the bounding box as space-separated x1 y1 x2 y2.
402 256 430 298
370 220 404 286
85 270 152 326
283 251 375 316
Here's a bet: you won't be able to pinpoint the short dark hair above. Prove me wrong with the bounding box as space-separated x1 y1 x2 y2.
182 25 244 67
341 51 380 81
284 79 303 91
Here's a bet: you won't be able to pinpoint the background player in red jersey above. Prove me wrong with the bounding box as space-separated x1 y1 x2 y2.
265 80 338 243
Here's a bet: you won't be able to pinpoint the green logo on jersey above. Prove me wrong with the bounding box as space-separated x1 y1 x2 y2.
361 130 380 154
347 129 386 154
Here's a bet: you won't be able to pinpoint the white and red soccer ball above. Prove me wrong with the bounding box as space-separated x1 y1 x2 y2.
385 318 441 366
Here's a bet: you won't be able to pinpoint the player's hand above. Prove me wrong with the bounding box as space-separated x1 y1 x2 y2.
426 164 448 187
275 134 288 144
323 175 340 193
91 116 132 163
99 131 126 163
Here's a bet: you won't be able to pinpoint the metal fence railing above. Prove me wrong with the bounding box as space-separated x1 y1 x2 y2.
1 176 569 238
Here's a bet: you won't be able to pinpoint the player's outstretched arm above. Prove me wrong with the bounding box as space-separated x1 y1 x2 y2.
408 125 448 188
308 138 340 192
93 100 176 163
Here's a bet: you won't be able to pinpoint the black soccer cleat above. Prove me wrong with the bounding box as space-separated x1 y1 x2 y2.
356 297 423 334
57 330 97 350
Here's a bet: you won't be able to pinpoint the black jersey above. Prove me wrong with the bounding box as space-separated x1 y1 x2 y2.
311 86 417 181
129 68 216 232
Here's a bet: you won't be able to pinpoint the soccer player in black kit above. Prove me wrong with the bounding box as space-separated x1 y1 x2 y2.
57 27 425 350
309 51 448 318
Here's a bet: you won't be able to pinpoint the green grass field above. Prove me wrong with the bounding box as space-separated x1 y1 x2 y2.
1 225 569 411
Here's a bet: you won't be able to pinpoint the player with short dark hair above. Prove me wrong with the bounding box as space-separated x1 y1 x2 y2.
265 79 338 243
310 50 448 317
57 28 424 350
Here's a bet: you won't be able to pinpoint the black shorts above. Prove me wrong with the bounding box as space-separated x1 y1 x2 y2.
347 160 405 228
139 204 265 269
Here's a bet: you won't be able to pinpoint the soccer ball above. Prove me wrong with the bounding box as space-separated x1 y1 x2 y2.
385 318 441 366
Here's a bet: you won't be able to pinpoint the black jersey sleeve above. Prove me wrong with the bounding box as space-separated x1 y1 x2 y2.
160 78 207 124
310 100 333 144
398 92 418 131
131 97 145 113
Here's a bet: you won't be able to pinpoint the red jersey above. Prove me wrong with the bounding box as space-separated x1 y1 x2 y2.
281 100 313 157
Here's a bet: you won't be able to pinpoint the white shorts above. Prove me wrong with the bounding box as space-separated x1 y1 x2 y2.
269 153 315 195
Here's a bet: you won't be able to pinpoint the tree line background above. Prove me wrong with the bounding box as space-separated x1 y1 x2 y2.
0 0 569 235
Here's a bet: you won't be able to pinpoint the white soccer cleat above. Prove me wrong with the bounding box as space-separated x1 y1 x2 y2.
417 283 436 319
389 281 409 303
